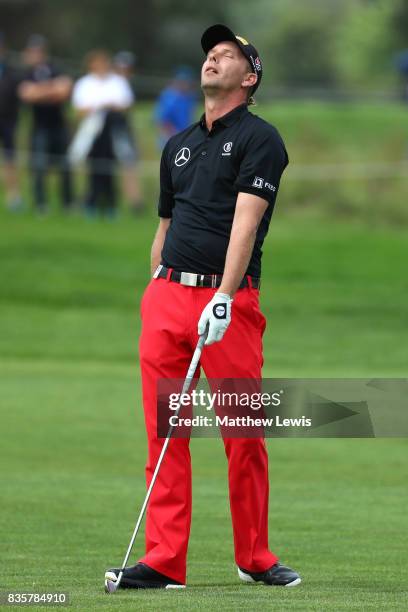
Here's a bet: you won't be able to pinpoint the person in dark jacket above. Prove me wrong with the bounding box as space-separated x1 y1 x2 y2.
19 35 73 213
0 33 23 210
113 51 144 214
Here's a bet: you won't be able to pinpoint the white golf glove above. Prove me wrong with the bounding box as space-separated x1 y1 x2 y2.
198 293 233 345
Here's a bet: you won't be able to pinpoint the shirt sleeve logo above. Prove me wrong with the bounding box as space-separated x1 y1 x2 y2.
252 176 277 192
175 147 191 167
252 176 264 188
222 142 233 156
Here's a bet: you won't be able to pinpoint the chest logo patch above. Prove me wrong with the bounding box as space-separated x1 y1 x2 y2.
222 142 233 156
175 147 191 167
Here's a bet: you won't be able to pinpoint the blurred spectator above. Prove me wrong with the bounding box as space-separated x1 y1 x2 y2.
154 66 197 148
113 51 144 214
71 49 134 217
114 51 136 84
0 33 23 211
394 50 408 102
18 35 73 213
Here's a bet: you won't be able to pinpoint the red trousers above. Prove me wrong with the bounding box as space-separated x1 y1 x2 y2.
138 277 278 584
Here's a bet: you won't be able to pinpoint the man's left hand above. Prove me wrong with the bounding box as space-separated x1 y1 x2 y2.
198 293 233 345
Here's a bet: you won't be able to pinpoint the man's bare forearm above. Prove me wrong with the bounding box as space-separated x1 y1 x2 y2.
218 224 257 296
218 192 268 296
19 77 72 104
151 218 171 275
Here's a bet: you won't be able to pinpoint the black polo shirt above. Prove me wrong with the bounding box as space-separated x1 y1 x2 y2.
159 103 288 277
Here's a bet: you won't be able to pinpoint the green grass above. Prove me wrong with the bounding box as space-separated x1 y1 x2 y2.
1 204 407 611
1 100 408 609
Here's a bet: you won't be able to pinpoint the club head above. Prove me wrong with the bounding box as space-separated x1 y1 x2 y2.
104 571 121 593
104 578 118 593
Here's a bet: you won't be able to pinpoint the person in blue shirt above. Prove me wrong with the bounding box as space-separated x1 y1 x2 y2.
394 49 408 102
155 66 197 149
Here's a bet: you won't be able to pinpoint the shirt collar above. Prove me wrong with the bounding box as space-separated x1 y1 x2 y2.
199 103 248 131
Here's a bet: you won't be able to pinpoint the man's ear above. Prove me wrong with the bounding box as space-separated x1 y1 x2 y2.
242 72 257 90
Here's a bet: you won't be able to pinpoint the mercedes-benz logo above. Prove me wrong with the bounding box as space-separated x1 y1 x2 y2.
175 147 191 167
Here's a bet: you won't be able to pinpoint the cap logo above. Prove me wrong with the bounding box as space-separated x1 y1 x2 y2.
249 55 262 73
235 35 249 46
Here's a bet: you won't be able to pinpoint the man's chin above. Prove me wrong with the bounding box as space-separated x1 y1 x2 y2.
201 79 222 95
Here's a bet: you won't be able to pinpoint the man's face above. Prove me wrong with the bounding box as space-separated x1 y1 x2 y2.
90 55 111 76
201 40 254 96
24 46 47 67
115 65 132 79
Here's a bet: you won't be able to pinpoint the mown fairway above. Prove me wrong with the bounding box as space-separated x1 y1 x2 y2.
1 102 408 610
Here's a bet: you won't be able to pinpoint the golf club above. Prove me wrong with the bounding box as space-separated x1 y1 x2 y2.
105 328 207 593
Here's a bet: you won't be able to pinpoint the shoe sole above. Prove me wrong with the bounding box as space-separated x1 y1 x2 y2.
104 571 186 591
237 567 301 587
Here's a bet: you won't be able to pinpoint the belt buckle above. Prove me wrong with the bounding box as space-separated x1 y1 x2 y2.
152 264 163 279
180 272 198 287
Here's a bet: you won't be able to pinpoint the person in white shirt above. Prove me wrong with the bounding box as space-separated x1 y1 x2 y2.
71 49 134 216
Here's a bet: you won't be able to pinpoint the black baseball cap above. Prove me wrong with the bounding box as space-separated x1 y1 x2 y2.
201 24 263 95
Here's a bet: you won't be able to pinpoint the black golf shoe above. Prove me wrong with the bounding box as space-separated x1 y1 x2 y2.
238 562 301 587
104 562 185 591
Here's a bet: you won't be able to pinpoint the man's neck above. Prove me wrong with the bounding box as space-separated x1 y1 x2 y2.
204 93 246 131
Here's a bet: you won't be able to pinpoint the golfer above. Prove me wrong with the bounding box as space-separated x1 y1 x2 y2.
106 24 301 589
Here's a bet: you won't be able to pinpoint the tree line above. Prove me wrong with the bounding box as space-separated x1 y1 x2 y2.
1 0 407 91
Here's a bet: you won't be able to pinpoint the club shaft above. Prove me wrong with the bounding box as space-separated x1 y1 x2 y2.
116 333 206 585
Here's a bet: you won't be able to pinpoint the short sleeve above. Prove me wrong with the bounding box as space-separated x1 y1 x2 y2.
158 141 175 218
234 127 289 206
116 76 134 108
51 65 62 78
72 78 88 110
